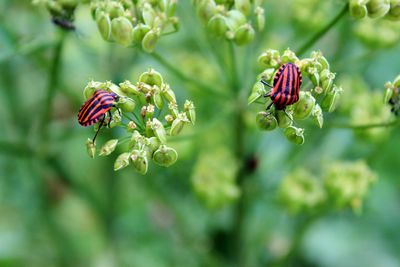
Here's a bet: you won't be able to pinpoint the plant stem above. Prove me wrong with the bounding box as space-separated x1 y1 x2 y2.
328 119 400 130
39 31 67 144
297 3 349 56
148 51 229 98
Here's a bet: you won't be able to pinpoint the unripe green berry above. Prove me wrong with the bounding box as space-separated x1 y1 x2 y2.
96 12 112 41
99 139 118 156
132 23 151 44
281 48 299 64
106 1 125 19
385 0 400 20
208 14 229 36
153 145 178 167
184 100 196 125
293 91 316 120
146 137 161 156
153 90 164 109
284 126 305 145
225 10 247 31
235 0 251 16
130 150 148 175
151 118 167 144
276 110 293 128
142 29 160 53
255 6 265 31
162 84 177 103
321 86 343 112
367 0 391 18
86 138 96 158
312 104 324 128
234 23 255 46
111 17 134 46
114 152 131 171
119 80 140 96
118 97 136 113
196 0 217 22
170 113 189 136
139 69 164 87
256 111 277 131
350 0 368 18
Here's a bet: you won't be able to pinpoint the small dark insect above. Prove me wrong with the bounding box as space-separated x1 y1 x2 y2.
78 90 120 142
261 62 302 111
52 17 76 31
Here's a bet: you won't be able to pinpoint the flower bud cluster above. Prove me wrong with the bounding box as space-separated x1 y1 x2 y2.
279 160 377 214
191 147 240 209
349 0 400 20
83 69 195 174
91 0 179 51
193 0 266 46
384 74 400 115
354 18 400 48
249 48 342 145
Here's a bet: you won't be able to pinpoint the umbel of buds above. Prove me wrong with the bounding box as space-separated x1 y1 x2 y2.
279 160 377 214
83 69 196 175
385 74 400 115
91 0 179 51
349 0 400 20
249 48 342 145
193 0 265 46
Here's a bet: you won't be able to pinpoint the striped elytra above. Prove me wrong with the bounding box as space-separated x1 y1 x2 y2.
269 63 302 110
77 90 118 127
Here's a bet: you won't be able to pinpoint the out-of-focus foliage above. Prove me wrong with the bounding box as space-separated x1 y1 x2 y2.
1 0 400 267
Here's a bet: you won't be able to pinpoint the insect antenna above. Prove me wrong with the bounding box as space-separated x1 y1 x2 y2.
260 80 272 88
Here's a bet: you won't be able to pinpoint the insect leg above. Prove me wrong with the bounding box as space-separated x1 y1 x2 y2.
261 80 272 88
92 114 106 143
264 91 271 98
107 110 113 128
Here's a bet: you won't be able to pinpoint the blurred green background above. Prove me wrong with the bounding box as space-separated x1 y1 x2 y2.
1 0 400 267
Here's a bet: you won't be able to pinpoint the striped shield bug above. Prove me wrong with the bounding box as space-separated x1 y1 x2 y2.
261 63 302 111
77 90 120 142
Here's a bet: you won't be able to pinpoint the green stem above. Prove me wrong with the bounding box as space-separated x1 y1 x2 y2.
328 119 400 130
39 31 67 143
148 51 229 98
297 3 349 56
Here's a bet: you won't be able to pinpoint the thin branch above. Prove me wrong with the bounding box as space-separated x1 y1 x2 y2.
147 51 229 98
328 119 400 130
297 3 349 56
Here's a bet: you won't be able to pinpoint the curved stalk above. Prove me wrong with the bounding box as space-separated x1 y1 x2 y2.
297 3 349 56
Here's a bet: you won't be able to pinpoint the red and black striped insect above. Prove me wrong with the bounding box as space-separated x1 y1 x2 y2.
261 62 302 111
78 90 120 142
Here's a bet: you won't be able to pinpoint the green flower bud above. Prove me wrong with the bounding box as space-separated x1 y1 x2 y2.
109 110 122 128
99 139 118 156
119 80 140 96
234 23 255 46
46 1 63 17
84 81 102 99
153 90 164 109
105 81 127 97
196 0 217 22
96 12 112 41
384 83 393 104
281 48 299 64
145 104 155 120
320 69 335 93
350 0 368 19
235 0 251 15
284 126 305 145
167 0 177 17
127 121 137 132
293 91 316 120
142 3 157 27
86 138 96 158
132 23 151 44
153 145 178 167
311 104 323 128
258 49 281 68
111 17 134 46
320 85 343 112
184 100 196 125
162 84 177 103
118 97 136 113
257 68 276 84
130 150 148 175
151 118 167 144
146 137 161 156
168 102 179 118
114 152 131 171
225 10 247 31
170 113 189 136
256 111 277 131
309 71 320 86
276 110 293 128
106 1 125 19
248 81 267 104
142 29 160 53
255 6 265 31
385 0 400 20
207 14 229 36
165 114 174 124
139 69 164 87
129 130 143 149
366 0 391 18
